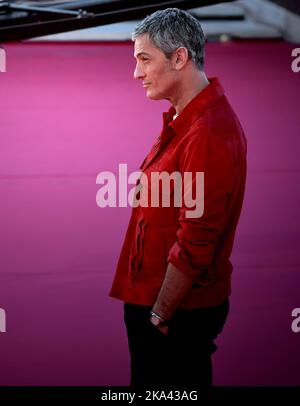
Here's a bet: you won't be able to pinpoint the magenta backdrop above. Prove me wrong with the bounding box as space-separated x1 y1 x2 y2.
0 40 299 385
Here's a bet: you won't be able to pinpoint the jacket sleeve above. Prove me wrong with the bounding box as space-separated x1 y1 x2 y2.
167 130 235 282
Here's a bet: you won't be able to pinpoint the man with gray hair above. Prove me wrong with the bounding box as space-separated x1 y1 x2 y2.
110 8 247 387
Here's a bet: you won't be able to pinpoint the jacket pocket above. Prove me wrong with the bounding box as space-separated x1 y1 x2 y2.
130 225 177 286
130 217 147 283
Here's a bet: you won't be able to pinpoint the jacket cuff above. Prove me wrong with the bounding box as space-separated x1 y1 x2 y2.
167 242 209 282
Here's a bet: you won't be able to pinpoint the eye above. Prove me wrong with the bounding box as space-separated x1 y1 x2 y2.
142 57 149 63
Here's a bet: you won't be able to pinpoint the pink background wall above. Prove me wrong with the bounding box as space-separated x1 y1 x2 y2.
0 41 299 385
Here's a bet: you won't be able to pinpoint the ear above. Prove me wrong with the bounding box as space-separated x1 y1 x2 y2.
172 47 189 70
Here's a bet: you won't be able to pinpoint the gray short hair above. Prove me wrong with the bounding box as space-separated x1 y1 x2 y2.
132 8 205 70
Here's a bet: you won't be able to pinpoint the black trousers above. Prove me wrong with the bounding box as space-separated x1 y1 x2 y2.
124 298 229 387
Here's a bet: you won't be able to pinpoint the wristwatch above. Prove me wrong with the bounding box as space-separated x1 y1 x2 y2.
150 311 169 328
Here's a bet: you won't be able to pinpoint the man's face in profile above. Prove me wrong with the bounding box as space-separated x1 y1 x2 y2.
133 34 177 100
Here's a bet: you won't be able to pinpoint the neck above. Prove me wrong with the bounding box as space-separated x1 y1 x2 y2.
170 71 209 116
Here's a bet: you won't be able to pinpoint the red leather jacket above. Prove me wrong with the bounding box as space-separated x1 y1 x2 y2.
109 78 247 309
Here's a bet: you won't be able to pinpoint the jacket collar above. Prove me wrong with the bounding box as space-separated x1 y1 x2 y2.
165 77 224 134
139 77 224 172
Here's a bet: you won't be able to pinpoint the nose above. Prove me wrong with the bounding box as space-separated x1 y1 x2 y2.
134 62 145 80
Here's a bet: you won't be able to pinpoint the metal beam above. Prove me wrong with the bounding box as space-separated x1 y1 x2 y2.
0 0 233 42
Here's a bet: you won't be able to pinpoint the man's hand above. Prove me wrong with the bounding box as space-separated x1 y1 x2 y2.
150 311 169 335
